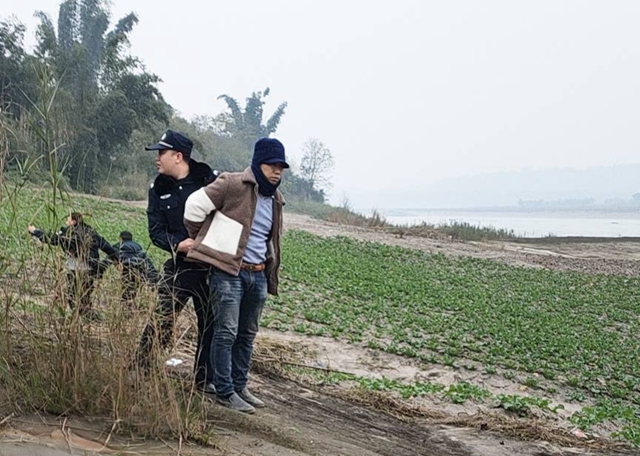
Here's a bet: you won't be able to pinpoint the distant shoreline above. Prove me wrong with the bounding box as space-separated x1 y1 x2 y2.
364 207 640 238
370 206 640 216
512 235 640 243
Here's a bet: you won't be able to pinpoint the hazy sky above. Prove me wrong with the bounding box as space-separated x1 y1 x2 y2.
8 1 640 208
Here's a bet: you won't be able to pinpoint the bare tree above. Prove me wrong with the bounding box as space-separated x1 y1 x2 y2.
299 137 334 193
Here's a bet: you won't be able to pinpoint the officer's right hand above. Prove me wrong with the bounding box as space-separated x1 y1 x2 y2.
177 238 194 253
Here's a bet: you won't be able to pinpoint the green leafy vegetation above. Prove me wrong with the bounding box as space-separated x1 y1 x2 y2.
264 230 640 444
496 394 563 415
286 366 559 415
570 399 640 446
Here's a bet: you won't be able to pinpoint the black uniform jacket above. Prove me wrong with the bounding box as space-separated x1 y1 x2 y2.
147 159 217 260
32 223 118 273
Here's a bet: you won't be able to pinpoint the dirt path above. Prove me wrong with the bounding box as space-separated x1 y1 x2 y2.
242 375 632 456
4 329 630 456
1 373 632 456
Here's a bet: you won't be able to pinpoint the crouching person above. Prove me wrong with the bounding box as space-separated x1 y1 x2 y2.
184 137 287 413
113 231 159 304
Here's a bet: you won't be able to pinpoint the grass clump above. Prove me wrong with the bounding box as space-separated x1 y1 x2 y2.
437 220 517 241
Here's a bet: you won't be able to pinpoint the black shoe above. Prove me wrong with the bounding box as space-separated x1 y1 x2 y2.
197 382 217 395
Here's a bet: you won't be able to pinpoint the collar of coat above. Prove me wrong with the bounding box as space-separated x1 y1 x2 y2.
153 159 214 196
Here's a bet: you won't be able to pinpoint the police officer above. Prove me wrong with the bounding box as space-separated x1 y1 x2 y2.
136 129 218 393
28 212 119 321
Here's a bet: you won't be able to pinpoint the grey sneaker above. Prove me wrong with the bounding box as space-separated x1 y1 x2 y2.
217 392 255 414
236 387 265 408
197 382 217 395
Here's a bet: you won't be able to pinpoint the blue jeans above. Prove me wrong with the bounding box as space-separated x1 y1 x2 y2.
210 268 268 397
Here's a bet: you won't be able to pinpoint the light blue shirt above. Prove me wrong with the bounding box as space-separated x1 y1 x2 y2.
243 195 273 264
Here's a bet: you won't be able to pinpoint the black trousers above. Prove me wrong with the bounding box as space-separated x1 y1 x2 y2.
66 269 97 313
121 264 159 303
121 265 141 303
136 258 214 384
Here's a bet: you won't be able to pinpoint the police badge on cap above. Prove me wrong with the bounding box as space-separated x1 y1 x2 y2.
145 130 193 157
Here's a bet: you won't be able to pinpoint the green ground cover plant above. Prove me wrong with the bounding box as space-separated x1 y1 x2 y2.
287 366 561 414
265 230 640 444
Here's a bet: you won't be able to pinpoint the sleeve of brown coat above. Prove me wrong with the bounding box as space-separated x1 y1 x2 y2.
184 172 229 238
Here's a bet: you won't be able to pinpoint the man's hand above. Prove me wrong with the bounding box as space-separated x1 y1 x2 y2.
27 225 36 234
177 238 194 253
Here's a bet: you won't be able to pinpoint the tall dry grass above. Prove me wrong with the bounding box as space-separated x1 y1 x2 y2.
0 69 214 442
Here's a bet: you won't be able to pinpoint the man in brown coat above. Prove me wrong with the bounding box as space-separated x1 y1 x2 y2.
184 137 287 413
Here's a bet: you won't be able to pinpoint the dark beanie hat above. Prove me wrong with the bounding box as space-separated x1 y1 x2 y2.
252 138 290 168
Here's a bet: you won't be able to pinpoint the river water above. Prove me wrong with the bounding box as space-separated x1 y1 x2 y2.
373 209 640 238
